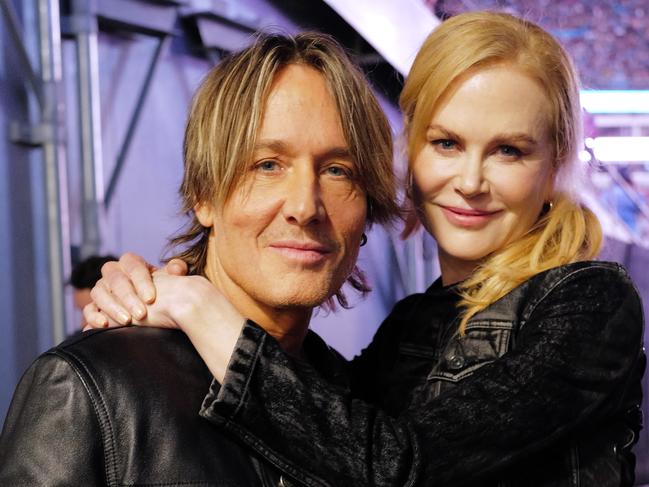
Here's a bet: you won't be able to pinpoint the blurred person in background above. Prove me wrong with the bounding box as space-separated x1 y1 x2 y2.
69 254 117 331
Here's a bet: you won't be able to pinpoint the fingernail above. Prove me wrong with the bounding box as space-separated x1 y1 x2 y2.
133 305 146 319
118 311 130 324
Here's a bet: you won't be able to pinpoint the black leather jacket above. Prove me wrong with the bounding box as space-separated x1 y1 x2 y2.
0 327 283 486
201 261 646 486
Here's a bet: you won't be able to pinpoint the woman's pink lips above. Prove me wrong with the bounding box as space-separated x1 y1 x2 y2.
440 206 501 228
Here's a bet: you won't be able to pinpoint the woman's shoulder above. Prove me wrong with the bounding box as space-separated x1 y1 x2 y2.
526 260 634 297
519 260 641 326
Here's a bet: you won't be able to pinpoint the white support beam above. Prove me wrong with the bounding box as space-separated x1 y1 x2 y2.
321 0 440 76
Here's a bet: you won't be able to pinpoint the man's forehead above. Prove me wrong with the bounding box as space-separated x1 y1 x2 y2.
253 139 353 161
250 64 353 162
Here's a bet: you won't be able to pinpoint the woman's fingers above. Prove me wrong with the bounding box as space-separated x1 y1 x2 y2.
82 302 121 330
116 252 158 304
89 278 133 325
165 258 188 276
100 258 150 320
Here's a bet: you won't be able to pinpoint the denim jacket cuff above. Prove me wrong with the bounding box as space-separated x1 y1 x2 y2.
200 319 267 422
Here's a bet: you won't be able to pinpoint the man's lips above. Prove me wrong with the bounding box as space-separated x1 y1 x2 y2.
439 205 502 228
268 240 334 264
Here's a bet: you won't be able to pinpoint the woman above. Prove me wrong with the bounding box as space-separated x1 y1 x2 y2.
87 12 645 486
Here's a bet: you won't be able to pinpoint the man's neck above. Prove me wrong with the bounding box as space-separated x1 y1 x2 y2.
204 251 312 357
243 305 311 359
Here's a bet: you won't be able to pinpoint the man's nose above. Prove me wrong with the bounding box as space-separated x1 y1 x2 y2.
282 168 326 225
455 152 488 197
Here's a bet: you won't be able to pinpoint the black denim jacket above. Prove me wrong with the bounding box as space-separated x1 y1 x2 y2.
202 261 646 487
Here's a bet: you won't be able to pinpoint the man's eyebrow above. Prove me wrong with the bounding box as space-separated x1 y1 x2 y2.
318 147 353 161
253 140 352 161
253 140 291 153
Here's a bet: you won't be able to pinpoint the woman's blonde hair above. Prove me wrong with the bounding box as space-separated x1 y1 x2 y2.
170 32 399 307
400 11 602 333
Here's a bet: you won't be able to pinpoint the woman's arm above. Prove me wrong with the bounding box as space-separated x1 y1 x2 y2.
200 264 645 487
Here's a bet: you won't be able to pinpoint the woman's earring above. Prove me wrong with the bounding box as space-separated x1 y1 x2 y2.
360 233 368 247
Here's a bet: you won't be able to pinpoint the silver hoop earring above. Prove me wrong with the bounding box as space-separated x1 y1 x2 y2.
360 233 368 247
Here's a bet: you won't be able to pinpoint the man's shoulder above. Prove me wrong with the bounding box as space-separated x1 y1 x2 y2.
7 331 270 486
58 326 193 355
44 326 211 397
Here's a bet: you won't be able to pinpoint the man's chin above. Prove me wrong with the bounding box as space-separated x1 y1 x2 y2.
261 284 339 310
269 294 332 310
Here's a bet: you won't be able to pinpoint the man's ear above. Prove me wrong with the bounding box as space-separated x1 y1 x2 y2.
194 201 216 228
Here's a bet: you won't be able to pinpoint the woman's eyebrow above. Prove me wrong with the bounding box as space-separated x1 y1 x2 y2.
490 133 539 146
427 124 463 142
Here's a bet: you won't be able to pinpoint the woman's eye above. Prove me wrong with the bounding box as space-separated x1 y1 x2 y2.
432 139 457 150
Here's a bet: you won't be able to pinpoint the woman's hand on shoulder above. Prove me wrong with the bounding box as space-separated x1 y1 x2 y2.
83 252 188 329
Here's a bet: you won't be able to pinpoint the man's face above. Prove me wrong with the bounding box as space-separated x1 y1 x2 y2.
198 64 367 316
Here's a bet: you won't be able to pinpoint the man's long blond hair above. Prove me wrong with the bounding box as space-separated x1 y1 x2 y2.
400 12 602 333
171 32 399 307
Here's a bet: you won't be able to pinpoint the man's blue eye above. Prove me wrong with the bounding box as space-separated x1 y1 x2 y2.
258 161 278 171
499 145 522 157
326 166 350 178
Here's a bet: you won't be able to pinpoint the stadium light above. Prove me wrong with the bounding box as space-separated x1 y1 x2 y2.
592 137 649 163
581 90 649 114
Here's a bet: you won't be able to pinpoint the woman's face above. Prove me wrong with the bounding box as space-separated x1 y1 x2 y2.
412 64 555 284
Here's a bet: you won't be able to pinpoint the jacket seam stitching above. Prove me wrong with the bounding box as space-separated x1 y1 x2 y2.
49 349 120 487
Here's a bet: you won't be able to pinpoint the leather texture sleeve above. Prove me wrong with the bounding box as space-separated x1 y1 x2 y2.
200 263 645 487
0 352 106 486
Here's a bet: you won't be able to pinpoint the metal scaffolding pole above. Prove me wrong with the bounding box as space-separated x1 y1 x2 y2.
38 0 71 344
104 34 170 208
71 0 104 258
0 0 44 109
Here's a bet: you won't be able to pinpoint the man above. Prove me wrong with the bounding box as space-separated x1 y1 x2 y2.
0 33 397 485
69 254 117 329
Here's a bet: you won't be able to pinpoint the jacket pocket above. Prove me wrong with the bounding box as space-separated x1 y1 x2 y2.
427 320 513 383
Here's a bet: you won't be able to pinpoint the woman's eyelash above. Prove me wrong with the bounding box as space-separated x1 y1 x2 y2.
431 139 457 149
